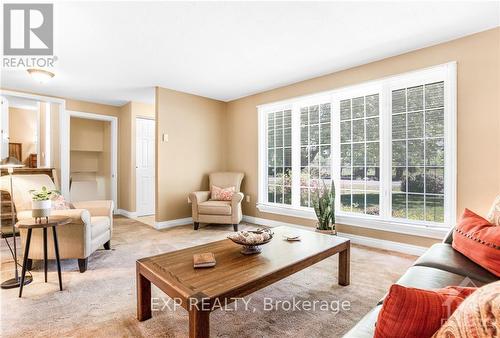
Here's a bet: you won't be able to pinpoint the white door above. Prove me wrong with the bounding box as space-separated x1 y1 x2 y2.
0 96 9 159
136 118 155 216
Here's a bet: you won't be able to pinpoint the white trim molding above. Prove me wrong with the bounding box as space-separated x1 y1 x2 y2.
155 217 193 230
243 215 428 256
117 209 137 218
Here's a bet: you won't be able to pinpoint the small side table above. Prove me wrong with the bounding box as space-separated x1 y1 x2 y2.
16 216 72 297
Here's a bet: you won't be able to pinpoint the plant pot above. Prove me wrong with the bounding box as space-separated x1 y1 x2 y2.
32 200 51 219
315 228 337 235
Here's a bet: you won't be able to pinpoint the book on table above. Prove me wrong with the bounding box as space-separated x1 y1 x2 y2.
193 252 216 268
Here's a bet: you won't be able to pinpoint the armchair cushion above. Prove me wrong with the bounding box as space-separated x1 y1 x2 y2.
72 200 114 217
198 200 232 215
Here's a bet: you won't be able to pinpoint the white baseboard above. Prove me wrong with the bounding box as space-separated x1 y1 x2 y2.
242 215 428 256
155 217 193 230
117 209 137 218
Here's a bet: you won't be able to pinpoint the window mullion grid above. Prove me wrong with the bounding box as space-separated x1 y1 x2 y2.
291 104 301 207
423 84 427 224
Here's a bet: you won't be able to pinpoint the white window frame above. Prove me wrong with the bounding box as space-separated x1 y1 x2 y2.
257 62 456 239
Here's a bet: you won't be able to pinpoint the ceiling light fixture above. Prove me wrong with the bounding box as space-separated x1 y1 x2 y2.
27 68 55 83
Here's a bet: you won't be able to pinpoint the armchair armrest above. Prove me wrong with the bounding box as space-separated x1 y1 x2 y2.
189 191 210 222
16 209 91 225
231 192 244 206
71 200 114 217
231 192 244 224
189 191 210 204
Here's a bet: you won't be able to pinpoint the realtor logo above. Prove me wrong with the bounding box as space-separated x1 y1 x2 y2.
3 3 53 55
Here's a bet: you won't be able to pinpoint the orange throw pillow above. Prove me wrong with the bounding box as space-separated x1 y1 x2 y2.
374 284 477 338
452 209 500 277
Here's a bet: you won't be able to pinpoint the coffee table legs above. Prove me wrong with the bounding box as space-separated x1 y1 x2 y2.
189 307 210 338
338 244 350 286
137 270 152 321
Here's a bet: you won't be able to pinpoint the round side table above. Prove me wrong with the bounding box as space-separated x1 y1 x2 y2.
16 216 72 297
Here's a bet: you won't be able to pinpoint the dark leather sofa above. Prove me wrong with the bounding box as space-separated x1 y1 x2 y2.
343 228 499 337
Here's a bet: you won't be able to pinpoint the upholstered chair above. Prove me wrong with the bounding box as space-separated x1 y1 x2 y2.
0 174 113 272
189 172 244 231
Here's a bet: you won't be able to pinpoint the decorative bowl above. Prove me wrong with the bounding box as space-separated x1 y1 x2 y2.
228 228 274 255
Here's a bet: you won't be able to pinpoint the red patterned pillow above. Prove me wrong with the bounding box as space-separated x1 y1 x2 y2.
452 209 500 277
374 284 477 338
211 185 235 201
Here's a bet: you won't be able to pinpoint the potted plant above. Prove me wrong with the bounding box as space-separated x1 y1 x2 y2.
29 186 59 221
311 180 336 235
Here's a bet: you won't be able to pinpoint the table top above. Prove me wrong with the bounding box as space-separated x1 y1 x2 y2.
137 226 349 307
16 216 73 229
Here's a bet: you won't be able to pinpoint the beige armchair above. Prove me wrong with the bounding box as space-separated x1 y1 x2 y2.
189 172 244 231
0 174 113 273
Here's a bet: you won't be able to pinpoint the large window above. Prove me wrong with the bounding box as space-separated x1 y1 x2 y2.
258 63 456 237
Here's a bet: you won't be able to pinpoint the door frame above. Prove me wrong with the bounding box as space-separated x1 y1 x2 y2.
0 89 67 191
64 110 118 210
135 116 155 216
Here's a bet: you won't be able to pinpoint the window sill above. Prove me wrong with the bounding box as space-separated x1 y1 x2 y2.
256 203 450 239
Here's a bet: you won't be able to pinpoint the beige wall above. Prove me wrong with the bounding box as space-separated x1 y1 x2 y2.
225 27 500 247
118 101 155 212
8 107 37 164
155 87 226 221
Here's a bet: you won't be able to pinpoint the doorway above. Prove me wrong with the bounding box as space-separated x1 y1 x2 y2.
135 117 155 216
67 111 118 208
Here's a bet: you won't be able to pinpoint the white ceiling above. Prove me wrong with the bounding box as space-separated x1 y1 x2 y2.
1 1 499 106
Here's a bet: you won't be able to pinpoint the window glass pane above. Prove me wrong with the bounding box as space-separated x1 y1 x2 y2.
392 193 406 218
268 148 275 166
425 109 444 137
276 185 283 204
268 129 275 148
300 188 309 207
340 100 351 120
352 191 365 213
366 94 379 117
407 194 425 221
341 167 351 190
366 143 379 166
320 166 331 180
425 195 444 222
426 138 444 166
275 111 283 128
284 167 292 186
275 167 283 185
392 141 406 166
353 119 364 142
353 144 365 166
340 121 351 143
284 148 292 167
392 114 406 140
284 128 292 147
407 112 424 138
392 89 406 113
341 144 351 166
284 186 292 205
320 146 331 166
310 146 319 166
320 103 331 123
408 140 424 166
425 82 444 109
310 124 319 145
283 110 292 128
392 167 406 192
407 167 424 193
301 147 308 167
320 123 330 144
275 128 283 147
340 190 351 212
275 148 283 166
301 126 308 145
425 168 444 194
366 192 380 215
309 105 319 124
268 167 275 185
407 85 423 111
352 97 364 118
268 185 275 203
366 117 379 141
300 108 308 126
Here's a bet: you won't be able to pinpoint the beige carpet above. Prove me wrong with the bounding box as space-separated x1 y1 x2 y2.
1 216 416 337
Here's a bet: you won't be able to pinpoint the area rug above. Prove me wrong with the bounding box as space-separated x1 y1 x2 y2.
0 216 416 337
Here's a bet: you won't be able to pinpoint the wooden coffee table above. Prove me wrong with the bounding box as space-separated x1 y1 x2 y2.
136 226 350 337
